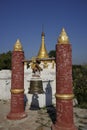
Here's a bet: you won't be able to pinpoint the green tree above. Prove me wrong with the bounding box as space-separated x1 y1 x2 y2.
72 65 87 108
48 50 56 58
0 51 12 70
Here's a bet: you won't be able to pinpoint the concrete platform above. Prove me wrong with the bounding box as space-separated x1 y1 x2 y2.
0 100 87 130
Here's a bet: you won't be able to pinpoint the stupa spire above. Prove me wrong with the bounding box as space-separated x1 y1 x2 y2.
37 31 49 59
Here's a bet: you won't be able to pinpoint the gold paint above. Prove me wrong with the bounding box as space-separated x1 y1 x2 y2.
43 61 48 68
30 58 42 73
55 94 74 100
37 32 49 59
52 60 55 68
58 28 69 44
13 39 23 51
10 89 24 94
32 57 36 63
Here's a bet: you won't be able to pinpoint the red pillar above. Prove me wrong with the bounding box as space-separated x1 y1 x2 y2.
7 39 27 120
52 28 78 130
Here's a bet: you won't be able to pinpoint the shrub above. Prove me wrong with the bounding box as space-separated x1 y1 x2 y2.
73 65 87 108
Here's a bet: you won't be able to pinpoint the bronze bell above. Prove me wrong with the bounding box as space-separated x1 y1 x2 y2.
28 80 44 94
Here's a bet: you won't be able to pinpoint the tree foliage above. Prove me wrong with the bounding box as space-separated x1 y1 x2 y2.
0 51 12 70
48 50 56 58
72 65 87 108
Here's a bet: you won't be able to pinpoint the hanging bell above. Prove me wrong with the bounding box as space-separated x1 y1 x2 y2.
28 79 44 94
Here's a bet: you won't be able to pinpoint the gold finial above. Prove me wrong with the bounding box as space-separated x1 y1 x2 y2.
37 32 49 59
58 28 69 44
13 39 23 51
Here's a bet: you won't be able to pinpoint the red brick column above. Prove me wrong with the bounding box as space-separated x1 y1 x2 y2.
7 39 27 120
52 29 77 130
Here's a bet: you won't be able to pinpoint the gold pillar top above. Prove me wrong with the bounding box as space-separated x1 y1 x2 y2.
13 39 23 51
58 28 70 44
37 32 49 59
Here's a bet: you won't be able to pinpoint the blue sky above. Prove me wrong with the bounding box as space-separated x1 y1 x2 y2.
0 0 87 64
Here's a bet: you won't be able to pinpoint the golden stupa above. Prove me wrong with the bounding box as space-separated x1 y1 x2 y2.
37 31 49 59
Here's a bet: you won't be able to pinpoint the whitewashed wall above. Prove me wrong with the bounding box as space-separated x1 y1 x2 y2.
0 63 56 107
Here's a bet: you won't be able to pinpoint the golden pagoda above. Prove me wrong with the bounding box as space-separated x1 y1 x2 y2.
37 31 49 59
